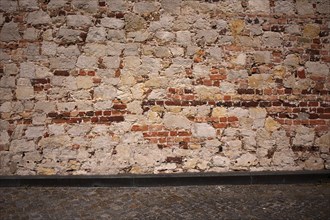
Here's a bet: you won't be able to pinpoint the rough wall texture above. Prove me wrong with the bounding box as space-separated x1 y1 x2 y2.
0 0 329 175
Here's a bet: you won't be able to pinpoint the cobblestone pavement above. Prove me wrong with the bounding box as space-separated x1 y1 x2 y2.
1 184 329 220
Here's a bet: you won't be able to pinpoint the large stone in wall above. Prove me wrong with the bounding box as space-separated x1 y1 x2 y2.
229 19 245 36
272 149 295 168
26 10 51 25
305 61 329 76
57 27 84 43
23 27 39 41
195 30 218 44
316 0 329 14
101 17 125 29
94 85 117 100
49 56 77 70
274 0 295 15
296 0 314 15
72 0 98 13
0 22 21 42
192 123 216 138
133 1 159 14
262 32 282 48
304 156 324 170
233 153 258 168
303 24 320 38
86 27 107 43
248 0 270 13
0 0 18 12
125 13 146 32
76 55 97 69
195 86 221 100
38 135 71 148
67 15 93 27
293 126 315 147
47 0 67 9
0 88 13 101
248 74 274 89
107 0 129 12
15 86 34 100
35 101 56 114
0 131 10 146
284 54 300 67
316 132 330 153
252 51 271 64
264 117 281 132
161 0 182 14
4 63 19 75
164 113 191 130
19 0 39 10
20 62 36 78
145 77 168 88
127 101 143 115
25 126 45 139
10 140 36 153
211 155 230 167
41 42 57 56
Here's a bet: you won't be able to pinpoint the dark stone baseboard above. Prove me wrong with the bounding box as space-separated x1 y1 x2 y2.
0 170 329 187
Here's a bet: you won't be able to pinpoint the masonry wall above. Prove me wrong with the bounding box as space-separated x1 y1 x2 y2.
0 0 329 175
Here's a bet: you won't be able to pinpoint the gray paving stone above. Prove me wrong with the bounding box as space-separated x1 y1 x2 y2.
0 184 329 219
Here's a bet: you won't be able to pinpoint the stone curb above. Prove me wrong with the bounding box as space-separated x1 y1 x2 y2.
1 171 329 187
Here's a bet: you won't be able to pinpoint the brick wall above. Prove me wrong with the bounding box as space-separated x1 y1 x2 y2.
0 0 329 175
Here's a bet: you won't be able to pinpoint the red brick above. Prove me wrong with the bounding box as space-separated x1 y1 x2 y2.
103 110 112 116
170 131 178 136
293 120 302 125
177 131 191 136
168 88 176 94
88 71 95 76
166 156 183 164
109 116 124 122
47 112 58 118
223 95 231 101
158 137 167 143
95 111 102 116
113 104 127 110
319 114 330 119
52 118 68 123
91 117 98 123
308 102 319 107
131 125 148 131
210 74 226 80
213 123 227 128
33 85 44 92
86 111 94 116
203 80 213 86
93 78 102 83
69 118 82 123
220 117 227 122
228 116 238 122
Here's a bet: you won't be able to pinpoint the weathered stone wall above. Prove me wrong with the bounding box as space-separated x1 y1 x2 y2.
0 0 329 175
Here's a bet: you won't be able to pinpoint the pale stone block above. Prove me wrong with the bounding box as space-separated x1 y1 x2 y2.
16 86 34 100
164 113 191 130
10 140 36 153
192 123 216 138
303 24 320 38
67 15 92 27
133 2 159 14
0 22 21 42
25 126 44 139
26 10 51 25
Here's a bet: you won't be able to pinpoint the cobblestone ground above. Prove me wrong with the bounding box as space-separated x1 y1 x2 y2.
0 184 329 220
